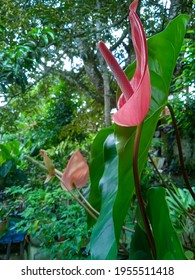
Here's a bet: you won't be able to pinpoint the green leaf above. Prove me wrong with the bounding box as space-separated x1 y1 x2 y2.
90 133 118 259
0 160 13 177
147 187 186 260
8 140 20 156
46 30 55 41
129 224 152 260
42 34 49 45
88 126 114 226
24 40 37 48
0 144 11 164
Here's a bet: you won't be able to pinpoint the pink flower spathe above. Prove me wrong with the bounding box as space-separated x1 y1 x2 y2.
99 0 151 127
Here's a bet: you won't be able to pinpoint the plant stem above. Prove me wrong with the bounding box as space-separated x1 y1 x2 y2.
76 189 100 216
24 155 48 172
133 124 156 259
148 154 167 187
25 155 135 233
55 174 98 221
122 225 135 233
167 103 195 201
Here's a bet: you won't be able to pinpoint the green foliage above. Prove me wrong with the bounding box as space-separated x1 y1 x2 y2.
169 93 195 138
169 29 195 138
0 23 55 94
1 72 103 161
167 187 195 229
178 30 195 89
3 184 89 260
0 0 194 261
0 140 27 189
167 186 195 258
0 0 130 118
0 0 194 136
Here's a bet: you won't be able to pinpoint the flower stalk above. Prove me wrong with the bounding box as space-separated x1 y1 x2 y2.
167 103 195 201
133 124 157 259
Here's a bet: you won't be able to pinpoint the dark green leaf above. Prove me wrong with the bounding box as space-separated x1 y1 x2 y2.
0 160 13 177
90 133 118 259
88 126 114 226
129 224 152 260
147 187 186 260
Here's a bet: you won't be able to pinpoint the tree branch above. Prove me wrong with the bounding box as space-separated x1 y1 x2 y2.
167 103 195 201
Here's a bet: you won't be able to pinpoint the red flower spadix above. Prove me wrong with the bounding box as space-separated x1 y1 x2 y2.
61 150 89 191
98 0 151 127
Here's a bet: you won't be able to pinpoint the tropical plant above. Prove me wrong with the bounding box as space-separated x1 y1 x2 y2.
87 0 193 260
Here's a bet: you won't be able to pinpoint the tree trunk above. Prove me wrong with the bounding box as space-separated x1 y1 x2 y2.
96 0 111 126
76 39 105 104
